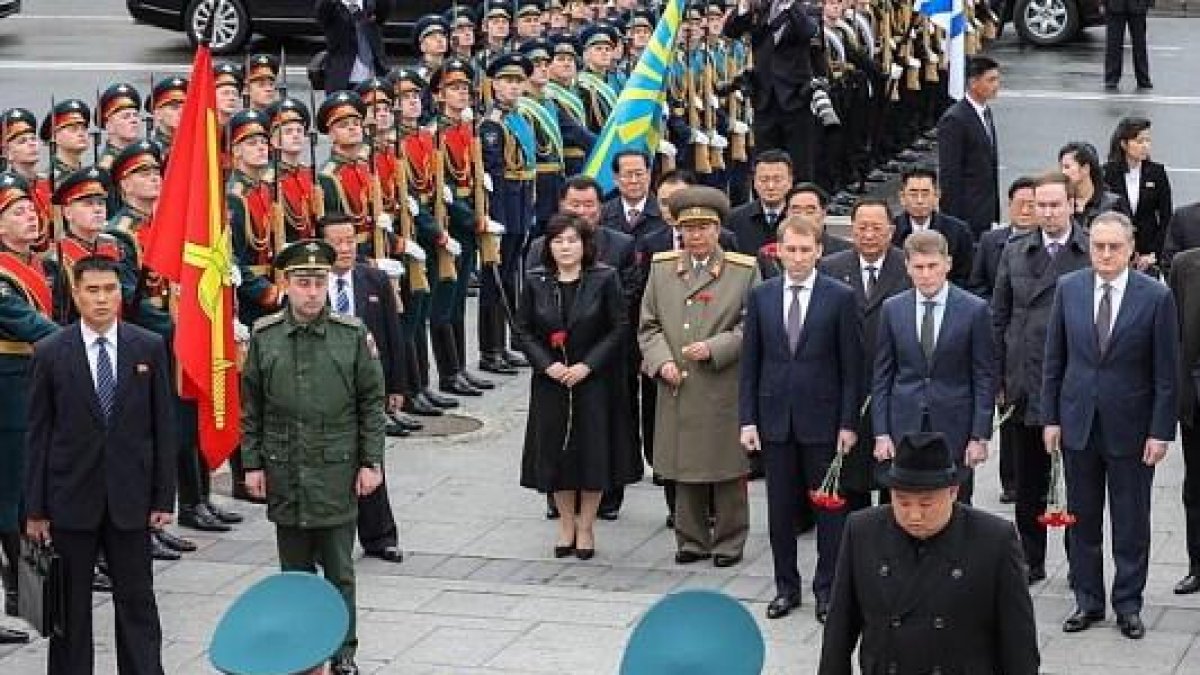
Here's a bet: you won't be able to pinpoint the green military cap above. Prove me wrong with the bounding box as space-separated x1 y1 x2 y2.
315 91 366 134
354 77 392 107
3 107 38 145
549 34 579 58
413 13 451 50
53 166 109 205
520 38 554 63
580 24 618 49
265 96 311 132
209 572 349 675
705 0 728 15
516 0 545 17
109 140 163 183
387 67 428 96
213 62 244 90
147 76 188 112
626 9 656 29
227 109 269 147
666 185 731 226
487 52 533 80
274 238 336 276
0 172 33 216
430 57 476 91
39 99 91 141
444 5 476 28
246 53 280 83
484 0 513 19
97 83 141 126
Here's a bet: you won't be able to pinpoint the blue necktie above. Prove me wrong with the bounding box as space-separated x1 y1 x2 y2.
96 336 116 421
336 277 351 315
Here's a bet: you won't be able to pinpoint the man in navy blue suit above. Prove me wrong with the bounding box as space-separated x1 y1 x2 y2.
873 230 994 505
1042 211 1178 640
739 215 863 623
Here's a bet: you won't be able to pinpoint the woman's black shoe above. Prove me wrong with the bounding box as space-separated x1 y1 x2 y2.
575 548 594 560
554 542 575 558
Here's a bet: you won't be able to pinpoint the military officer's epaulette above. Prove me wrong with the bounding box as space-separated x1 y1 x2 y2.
327 313 365 330
652 251 681 263
251 310 288 333
723 252 757 268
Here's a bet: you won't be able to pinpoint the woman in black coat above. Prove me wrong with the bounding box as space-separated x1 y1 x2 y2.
1059 141 1127 232
516 214 640 560
1104 116 1173 274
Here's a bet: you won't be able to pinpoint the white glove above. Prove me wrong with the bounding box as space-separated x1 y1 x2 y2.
907 56 921 68
374 257 406 278
658 139 678 158
662 100 671 116
734 89 744 101
927 55 940 66
405 239 427 262
406 195 419 217
890 63 904 80
707 93 721 109
731 120 750 135
377 212 394 234
486 219 506 235
460 107 474 123
442 184 455 205
693 95 704 110
229 266 243 288
711 133 729 149
690 130 710 145
444 237 463 257
482 173 494 193
234 320 251 343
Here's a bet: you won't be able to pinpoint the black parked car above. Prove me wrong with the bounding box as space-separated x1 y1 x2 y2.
127 0 453 55
1002 0 1106 46
0 0 21 20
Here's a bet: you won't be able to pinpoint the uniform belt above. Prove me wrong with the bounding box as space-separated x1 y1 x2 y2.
504 170 536 181
0 340 33 356
248 264 271 276
455 187 471 198
563 148 586 159
536 162 564 174
356 232 371 244
148 297 166 309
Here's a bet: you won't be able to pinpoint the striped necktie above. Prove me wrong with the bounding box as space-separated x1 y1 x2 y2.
336 277 351 315
96 336 116 421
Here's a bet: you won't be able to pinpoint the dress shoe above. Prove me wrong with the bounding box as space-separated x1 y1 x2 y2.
333 656 360 675
179 505 232 532
150 535 181 561
392 412 424 431
1117 613 1145 639
365 546 404 563
1062 608 1104 633
232 483 268 504
554 541 575 558
1027 565 1046 585
999 487 1017 504
597 509 619 521
674 550 711 565
575 547 595 560
815 599 830 624
713 554 742 568
153 528 197 552
462 369 496 389
1137 81 1153 90
0 626 29 645
479 355 518 375
440 377 482 397
502 349 529 368
1104 83 1119 92
385 420 411 437
205 501 243 524
403 392 444 416
765 594 801 619
1174 572 1200 594
4 591 16 617
546 505 560 520
421 388 458 409
92 569 113 593
665 514 674 529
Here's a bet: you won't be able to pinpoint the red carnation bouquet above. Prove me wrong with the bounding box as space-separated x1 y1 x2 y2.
549 329 573 454
1038 444 1077 528
809 450 847 511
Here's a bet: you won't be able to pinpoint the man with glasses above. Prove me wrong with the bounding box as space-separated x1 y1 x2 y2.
601 150 667 248
892 166 974 288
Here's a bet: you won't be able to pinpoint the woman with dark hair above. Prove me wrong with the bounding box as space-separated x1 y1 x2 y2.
1059 142 1128 232
516 214 640 560
1103 117 1173 273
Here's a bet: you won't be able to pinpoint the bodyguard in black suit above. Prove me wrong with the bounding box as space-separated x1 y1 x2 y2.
723 0 822 181
740 216 863 622
1043 212 1178 639
1103 0 1154 89
892 167 974 288
323 216 406 563
726 150 795 256
936 56 1001 239
819 433 1040 675
967 176 1039 300
25 256 176 675
1168 249 1200 595
819 198 911 508
1163 202 1200 267
314 0 392 93
1103 117 1172 269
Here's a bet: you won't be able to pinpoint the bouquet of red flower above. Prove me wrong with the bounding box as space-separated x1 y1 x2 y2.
1038 444 1077 528
760 242 779 259
694 291 714 304
809 451 847 511
549 329 573 454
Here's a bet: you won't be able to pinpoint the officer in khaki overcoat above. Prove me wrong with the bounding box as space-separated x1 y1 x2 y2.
639 186 760 567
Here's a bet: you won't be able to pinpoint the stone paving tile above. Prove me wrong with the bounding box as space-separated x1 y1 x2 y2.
402 626 526 668
484 622 627 673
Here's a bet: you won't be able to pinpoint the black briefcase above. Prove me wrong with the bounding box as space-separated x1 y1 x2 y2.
17 538 67 639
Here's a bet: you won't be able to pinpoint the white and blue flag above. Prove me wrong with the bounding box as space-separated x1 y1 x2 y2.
916 0 967 99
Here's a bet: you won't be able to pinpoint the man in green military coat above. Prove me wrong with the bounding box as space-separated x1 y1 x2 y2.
240 239 387 675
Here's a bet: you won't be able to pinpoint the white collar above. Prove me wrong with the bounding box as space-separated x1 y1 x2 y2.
859 254 884 270
785 268 817 289
918 283 949 305
622 197 648 214
966 93 989 117
1096 268 1130 294
80 320 118 347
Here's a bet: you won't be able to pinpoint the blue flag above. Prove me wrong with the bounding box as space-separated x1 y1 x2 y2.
917 0 967 99
583 0 686 193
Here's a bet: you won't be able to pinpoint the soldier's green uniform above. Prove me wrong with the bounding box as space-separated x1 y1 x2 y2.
239 240 387 664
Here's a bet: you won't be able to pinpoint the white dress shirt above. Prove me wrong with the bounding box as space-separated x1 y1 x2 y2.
910 216 932 232
328 271 356 316
914 283 949 346
80 321 119 391
1094 268 1129 334
622 197 648 224
1042 231 1070 250
1125 163 1141 214
859 255 884 291
783 268 817 327
966 93 993 142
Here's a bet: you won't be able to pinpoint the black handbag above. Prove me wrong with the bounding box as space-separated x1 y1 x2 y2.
17 538 67 639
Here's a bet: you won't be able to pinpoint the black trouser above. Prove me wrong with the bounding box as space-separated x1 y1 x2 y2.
1013 422 1050 568
764 439 845 602
357 463 399 553
174 398 208 509
1182 420 1200 570
753 99 816 183
51 521 163 675
999 413 1018 493
1105 12 1151 86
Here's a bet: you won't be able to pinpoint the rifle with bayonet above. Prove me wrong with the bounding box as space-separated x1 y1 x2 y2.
431 121 458 281
307 88 325 220
685 40 712 174
91 87 102 164
393 105 430 292
470 112 500 265
702 34 725 172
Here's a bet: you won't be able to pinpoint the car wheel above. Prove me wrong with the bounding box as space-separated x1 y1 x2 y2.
1014 0 1080 46
184 0 250 55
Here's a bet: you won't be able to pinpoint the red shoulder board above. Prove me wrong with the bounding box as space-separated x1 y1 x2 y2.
0 251 54 315
334 160 370 218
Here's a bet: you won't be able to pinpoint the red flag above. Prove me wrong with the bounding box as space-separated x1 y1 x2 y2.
143 43 240 470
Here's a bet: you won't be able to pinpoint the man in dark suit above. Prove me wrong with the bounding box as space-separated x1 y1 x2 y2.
600 150 667 248
968 176 1038 300
892 166 974 287
873 230 994 505
727 149 794 257
1168 248 1200 595
756 182 853 280
723 0 822 181
819 432 1040 675
819 198 910 509
1103 0 1154 90
322 215 405 564
315 0 392 93
936 56 1001 240
991 172 1091 584
1163 201 1200 267
25 256 176 675
740 215 863 623
1043 211 1179 639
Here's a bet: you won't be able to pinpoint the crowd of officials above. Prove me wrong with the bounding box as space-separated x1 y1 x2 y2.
0 0 1193 673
